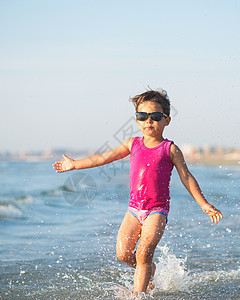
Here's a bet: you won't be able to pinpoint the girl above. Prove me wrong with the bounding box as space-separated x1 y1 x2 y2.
53 89 223 297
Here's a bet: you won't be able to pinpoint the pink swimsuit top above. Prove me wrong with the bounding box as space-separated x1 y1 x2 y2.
129 137 174 211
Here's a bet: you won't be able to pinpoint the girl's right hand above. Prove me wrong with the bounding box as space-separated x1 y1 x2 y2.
52 154 75 173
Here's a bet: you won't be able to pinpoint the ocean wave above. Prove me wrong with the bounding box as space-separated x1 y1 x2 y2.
0 195 34 219
13 195 34 204
60 184 78 193
0 195 34 205
0 203 23 219
41 188 61 197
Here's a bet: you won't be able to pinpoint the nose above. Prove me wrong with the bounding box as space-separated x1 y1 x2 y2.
146 115 153 123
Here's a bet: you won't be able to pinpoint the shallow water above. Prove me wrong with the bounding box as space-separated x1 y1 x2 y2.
0 161 239 299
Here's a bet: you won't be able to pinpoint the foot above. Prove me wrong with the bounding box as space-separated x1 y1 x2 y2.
147 262 156 290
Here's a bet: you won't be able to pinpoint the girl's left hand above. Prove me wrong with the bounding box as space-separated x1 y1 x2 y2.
201 204 223 224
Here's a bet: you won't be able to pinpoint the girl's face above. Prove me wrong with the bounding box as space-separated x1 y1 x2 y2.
136 101 171 138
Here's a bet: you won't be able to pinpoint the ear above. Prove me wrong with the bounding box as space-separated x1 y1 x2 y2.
165 116 171 126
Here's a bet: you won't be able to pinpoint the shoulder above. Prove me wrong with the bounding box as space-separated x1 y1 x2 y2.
122 137 135 152
169 143 184 162
170 143 181 153
124 137 135 145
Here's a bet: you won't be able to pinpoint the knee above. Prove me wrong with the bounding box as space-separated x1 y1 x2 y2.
116 249 134 263
136 245 154 265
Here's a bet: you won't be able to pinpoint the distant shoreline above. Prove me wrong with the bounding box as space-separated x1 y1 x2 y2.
1 157 239 167
1 146 240 167
186 158 240 167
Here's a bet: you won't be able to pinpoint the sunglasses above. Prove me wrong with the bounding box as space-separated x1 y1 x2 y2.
135 111 168 122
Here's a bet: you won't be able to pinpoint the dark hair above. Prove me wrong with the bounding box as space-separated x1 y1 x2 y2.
130 88 171 116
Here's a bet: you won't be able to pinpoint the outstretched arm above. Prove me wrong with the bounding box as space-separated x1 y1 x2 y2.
170 144 223 224
52 138 133 173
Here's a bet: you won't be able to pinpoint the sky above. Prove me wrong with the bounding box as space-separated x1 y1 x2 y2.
0 0 240 152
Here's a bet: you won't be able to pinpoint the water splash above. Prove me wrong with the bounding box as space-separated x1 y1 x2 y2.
104 283 133 299
154 244 240 295
154 244 187 291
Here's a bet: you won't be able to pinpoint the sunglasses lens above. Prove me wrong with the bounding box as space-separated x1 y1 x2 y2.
136 112 147 121
136 112 165 121
150 112 163 121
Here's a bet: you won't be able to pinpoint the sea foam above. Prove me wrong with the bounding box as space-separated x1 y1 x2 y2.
0 203 23 219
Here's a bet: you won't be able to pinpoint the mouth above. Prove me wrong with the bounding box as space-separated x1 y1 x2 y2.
144 126 154 130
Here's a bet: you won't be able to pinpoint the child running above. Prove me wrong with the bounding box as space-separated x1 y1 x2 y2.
52 88 223 297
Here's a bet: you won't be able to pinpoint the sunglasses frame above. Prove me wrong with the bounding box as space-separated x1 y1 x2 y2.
135 111 168 122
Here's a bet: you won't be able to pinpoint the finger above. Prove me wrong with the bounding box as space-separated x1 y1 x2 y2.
63 154 69 160
53 165 61 170
52 161 62 166
218 213 223 221
216 214 221 224
53 163 63 169
214 211 222 222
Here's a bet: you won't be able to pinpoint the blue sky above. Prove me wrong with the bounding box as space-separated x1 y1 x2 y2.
1 0 240 151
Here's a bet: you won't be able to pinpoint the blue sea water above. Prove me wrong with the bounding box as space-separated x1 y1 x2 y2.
0 160 239 299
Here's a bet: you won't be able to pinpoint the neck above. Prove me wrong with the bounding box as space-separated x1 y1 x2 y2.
143 135 164 148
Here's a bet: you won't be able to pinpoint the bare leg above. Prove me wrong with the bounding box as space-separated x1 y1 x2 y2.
116 211 141 268
147 262 156 290
133 213 166 295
